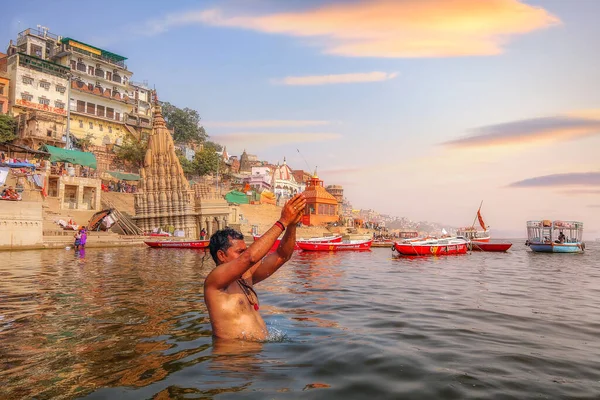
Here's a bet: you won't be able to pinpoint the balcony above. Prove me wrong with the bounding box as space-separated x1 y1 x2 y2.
125 113 152 128
71 80 132 104
70 106 125 123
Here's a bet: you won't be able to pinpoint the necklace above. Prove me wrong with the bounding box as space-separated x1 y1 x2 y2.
237 279 260 311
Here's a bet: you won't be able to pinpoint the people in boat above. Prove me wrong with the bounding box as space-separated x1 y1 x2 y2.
558 231 566 244
204 193 306 341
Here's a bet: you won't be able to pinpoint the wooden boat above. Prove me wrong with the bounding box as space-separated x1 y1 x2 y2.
372 239 394 248
470 241 512 252
297 239 373 251
526 220 585 253
393 237 468 256
144 239 210 249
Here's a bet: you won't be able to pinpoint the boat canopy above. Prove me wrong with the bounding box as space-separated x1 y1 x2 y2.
526 220 584 243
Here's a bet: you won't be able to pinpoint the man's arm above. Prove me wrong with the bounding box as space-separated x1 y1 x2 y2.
204 194 305 290
250 195 306 284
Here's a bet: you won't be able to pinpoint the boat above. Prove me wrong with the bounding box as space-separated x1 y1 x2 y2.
393 237 468 256
144 239 210 249
296 239 373 251
372 239 395 248
296 235 343 244
457 202 491 242
469 241 512 252
253 234 342 252
525 220 585 253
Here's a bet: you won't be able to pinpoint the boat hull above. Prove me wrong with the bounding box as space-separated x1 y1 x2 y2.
470 241 512 252
144 240 210 249
297 240 372 251
529 243 584 253
394 242 468 256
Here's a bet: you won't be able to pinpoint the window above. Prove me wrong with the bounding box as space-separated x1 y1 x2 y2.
95 68 104 78
106 107 114 119
79 120 83 128
96 105 105 117
0 84 4 95
39 81 50 90
99 124 103 132
88 66 95 75
108 126 112 133
0 101 4 112
77 62 86 72
70 60 76 70
115 112 120 121
38 97 50 106
112 73 122 84
86 102 95 114
47 129 53 137
56 85 66 94
77 100 85 112
55 100 65 109
89 122 93 129
106 71 112 81
22 76 33 85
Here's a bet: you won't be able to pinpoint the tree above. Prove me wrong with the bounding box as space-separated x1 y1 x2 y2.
175 148 195 177
194 142 220 176
161 102 208 144
113 137 147 169
0 114 17 143
74 133 95 151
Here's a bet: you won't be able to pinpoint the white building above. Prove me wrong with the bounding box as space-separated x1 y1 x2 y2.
272 159 302 199
245 166 272 191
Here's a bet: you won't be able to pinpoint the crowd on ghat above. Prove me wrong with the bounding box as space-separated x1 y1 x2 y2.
101 180 137 193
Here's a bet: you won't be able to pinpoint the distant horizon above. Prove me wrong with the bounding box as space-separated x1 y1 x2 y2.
1 0 598 234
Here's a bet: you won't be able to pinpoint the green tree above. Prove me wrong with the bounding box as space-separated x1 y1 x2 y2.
175 148 195 177
194 142 220 176
161 102 208 144
0 114 17 143
74 133 95 151
114 137 148 169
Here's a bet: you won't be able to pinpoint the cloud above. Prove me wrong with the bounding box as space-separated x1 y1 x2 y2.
444 114 600 148
508 172 600 188
558 189 600 196
273 72 398 85
211 132 342 150
138 0 559 58
205 120 330 128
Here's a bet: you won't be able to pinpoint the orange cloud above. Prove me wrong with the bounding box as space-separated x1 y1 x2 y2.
142 0 559 57
273 72 398 85
444 113 600 149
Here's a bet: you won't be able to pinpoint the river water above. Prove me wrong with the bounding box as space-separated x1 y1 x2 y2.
1 241 599 399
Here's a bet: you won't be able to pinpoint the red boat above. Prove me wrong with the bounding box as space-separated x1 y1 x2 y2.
470 241 512 252
296 239 373 251
144 240 210 249
253 234 342 252
393 238 468 256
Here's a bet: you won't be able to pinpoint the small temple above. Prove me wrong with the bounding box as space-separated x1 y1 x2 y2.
134 93 231 237
301 170 339 226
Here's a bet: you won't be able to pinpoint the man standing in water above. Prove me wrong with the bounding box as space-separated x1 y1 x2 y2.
205 193 306 341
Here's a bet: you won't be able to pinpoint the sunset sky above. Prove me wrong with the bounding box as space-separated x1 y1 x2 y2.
2 0 599 237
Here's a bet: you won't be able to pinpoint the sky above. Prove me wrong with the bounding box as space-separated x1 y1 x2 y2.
2 0 599 238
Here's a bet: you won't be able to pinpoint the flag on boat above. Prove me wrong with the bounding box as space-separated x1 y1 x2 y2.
477 210 486 230
442 228 448 235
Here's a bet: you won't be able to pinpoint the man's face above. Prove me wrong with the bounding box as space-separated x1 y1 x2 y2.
217 239 247 264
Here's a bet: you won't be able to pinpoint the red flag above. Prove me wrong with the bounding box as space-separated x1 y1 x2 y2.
477 210 486 230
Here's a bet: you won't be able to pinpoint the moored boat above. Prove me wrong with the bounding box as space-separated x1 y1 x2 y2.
470 241 512 252
297 239 373 251
526 220 585 253
393 237 468 256
144 239 210 249
457 202 491 242
296 235 343 244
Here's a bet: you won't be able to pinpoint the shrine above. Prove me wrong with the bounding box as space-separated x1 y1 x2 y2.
301 172 339 226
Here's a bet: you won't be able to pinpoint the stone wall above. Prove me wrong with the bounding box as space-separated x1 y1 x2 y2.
0 201 43 248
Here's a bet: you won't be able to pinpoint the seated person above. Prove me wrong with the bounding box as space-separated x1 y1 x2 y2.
558 231 566 244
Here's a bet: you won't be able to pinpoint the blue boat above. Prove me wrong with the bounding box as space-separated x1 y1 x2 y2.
526 220 585 253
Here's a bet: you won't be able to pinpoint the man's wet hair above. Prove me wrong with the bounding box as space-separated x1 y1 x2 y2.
209 228 245 264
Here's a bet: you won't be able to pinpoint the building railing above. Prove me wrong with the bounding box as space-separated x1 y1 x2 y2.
70 107 125 123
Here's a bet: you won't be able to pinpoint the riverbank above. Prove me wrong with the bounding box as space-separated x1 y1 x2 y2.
2 192 374 251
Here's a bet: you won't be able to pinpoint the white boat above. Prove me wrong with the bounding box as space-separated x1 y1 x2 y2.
526 220 585 253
